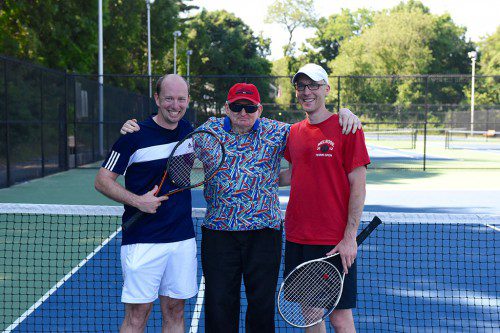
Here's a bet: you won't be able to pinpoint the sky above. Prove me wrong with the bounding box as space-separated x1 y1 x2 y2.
189 0 499 60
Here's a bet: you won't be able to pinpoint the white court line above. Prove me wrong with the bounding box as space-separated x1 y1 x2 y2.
486 224 500 232
2 227 122 333
189 275 205 333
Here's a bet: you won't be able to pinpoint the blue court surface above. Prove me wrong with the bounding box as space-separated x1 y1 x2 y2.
3 208 499 332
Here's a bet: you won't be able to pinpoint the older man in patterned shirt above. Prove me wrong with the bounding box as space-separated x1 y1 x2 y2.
197 83 289 333
120 82 361 333
197 82 363 333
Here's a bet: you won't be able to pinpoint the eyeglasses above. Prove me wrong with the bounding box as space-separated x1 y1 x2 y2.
295 82 326 91
227 102 260 113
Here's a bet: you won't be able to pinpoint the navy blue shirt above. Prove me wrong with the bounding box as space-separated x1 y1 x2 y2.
102 117 195 245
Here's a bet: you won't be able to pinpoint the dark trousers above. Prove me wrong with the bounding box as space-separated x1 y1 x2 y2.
201 227 282 333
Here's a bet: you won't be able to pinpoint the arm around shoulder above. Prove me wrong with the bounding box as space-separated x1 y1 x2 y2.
338 108 362 134
279 164 292 187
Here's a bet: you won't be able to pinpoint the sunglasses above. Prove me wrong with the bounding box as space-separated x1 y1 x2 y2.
227 102 260 113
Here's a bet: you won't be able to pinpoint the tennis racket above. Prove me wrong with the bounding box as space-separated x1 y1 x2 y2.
122 130 225 231
277 216 382 328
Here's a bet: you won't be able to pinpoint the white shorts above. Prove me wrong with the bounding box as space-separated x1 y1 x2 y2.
120 238 198 304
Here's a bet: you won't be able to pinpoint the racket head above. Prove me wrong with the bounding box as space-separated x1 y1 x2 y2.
164 130 225 193
278 258 344 328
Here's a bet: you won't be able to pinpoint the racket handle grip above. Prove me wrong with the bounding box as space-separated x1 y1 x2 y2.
122 211 144 231
356 216 382 245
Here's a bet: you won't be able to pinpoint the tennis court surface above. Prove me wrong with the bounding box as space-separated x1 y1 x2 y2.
1 204 498 332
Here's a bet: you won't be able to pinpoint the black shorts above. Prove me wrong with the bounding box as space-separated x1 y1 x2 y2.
283 240 357 310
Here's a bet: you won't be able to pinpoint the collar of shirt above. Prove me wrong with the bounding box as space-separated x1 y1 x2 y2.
223 116 260 133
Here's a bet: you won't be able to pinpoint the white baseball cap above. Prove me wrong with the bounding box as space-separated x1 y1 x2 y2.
292 63 329 84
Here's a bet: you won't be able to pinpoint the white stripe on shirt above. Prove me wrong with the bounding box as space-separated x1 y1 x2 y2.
104 151 120 171
126 139 194 167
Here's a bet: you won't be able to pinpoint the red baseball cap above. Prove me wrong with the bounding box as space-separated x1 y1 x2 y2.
227 83 261 104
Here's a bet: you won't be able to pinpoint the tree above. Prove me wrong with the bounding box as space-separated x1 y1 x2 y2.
0 0 189 77
322 1 484 123
427 13 474 74
265 0 316 58
0 0 98 73
104 0 180 75
181 10 272 118
303 8 373 67
472 26 500 105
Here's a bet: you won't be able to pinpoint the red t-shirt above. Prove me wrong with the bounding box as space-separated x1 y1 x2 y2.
284 114 370 245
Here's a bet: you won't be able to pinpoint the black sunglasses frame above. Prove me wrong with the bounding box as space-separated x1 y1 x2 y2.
294 82 326 91
227 102 260 113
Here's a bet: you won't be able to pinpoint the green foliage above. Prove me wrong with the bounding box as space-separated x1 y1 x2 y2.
0 0 183 76
329 7 435 114
0 0 98 72
265 0 316 57
303 8 373 66
103 0 180 94
182 10 272 113
309 0 490 123
331 9 435 76
271 58 294 107
427 14 473 74
478 26 500 75
470 27 500 105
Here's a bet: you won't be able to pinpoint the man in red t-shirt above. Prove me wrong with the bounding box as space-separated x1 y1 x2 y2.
279 63 370 332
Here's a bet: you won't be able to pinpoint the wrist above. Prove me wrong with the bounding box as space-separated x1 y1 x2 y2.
129 193 142 209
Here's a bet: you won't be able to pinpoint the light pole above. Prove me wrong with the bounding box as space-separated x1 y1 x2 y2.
98 0 104 156
186 49 193 85
468 50 477 134
146 0 155 98
173 30 182 74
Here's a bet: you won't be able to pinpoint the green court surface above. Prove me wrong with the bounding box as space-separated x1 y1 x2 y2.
0 166 499 204
366 144 500 170
1 212 120 328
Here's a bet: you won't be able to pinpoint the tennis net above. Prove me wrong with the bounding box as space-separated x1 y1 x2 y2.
445 129 500 150
364 129 417 149
1 204 499 332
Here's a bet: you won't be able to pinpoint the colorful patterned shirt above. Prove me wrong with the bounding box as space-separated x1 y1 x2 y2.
198 117 290 231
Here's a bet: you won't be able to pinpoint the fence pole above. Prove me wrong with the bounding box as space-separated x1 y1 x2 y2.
3 59 11 186
73 76 78 167
423 75 429 171
61 70 69 171
337 76 341 112
40 71 45 177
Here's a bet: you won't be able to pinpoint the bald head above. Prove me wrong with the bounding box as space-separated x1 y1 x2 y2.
156 74 190 96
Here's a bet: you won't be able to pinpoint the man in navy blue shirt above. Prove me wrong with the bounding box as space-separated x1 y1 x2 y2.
95 74 197 332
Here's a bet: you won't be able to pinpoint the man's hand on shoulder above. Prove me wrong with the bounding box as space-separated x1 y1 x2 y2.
338 108 362 134
120 119 140 135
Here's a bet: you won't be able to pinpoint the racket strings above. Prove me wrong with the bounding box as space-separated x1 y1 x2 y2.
280 261 342 326
169 132 224 188
193 133 224 177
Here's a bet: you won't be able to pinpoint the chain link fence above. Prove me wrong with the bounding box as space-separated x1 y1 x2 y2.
1 55 499 187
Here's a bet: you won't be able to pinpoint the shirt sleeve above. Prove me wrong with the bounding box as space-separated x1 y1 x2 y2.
343 129 371 174
101 135 136 175
196 117 218 133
